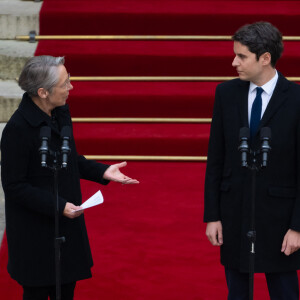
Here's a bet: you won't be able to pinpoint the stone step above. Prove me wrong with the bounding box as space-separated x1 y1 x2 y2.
0 40 37 80
0 80 23 122
0 0 42 39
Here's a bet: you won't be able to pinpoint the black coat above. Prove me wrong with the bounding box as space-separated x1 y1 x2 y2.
204 73 300 273
1 93 110 286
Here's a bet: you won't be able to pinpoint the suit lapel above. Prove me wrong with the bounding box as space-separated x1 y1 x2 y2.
258 73 289 132
236 73 289 144
237 80 250 128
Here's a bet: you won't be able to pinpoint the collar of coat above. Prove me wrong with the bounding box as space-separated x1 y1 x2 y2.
18 92 72 129
238 71 290 129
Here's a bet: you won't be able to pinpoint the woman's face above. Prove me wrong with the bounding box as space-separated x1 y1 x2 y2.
47 65 73 109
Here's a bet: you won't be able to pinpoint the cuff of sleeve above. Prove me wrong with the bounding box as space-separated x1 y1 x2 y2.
58 198 67 216
99 164 110 185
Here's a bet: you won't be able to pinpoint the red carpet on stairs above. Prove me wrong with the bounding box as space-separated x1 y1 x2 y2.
40 1 300 35
35 40 300 77
68 82 217 118
1 0 300 299
73 123 210 156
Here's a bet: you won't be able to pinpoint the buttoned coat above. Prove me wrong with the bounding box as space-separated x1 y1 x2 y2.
1 93 109 286
204 73 300 272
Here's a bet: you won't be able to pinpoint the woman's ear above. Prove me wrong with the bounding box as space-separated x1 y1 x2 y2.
37 88 49 99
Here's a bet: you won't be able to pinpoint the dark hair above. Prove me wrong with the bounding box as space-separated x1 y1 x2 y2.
232 22 283 67
18 56 65 97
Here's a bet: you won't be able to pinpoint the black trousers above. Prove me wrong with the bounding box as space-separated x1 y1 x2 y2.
225 268 299 300
22 282 76 300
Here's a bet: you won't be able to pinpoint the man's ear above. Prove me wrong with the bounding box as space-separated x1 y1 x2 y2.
261 52 272 66
37 88 49 99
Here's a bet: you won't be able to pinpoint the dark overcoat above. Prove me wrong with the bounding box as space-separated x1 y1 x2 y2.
1 93 110 286
204 73 300 273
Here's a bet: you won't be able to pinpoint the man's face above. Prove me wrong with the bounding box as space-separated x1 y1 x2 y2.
232 41 264 85
47 65 73 109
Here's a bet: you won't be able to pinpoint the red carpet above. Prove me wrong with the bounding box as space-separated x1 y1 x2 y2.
68 81 217 118
35 40 300 76
40 1 300 35
0 162 271 299
1 0 300 299
73 123 210 156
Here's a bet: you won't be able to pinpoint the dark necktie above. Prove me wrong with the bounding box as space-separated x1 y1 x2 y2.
250 87 263 138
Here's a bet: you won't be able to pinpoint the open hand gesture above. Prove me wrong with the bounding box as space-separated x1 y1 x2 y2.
103 161 139 185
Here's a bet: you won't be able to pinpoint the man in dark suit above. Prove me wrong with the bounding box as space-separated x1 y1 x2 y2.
204 22 300 299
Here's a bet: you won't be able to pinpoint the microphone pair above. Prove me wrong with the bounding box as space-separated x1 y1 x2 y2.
39 126 72 168
238 127 271 168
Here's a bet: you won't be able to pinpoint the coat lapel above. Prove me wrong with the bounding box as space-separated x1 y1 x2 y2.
237 80 250 128
258 73 290 132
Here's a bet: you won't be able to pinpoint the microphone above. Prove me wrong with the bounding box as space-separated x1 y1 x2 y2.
39 126 51 167
260 127 271 168
60 126 72 169
238 127 250 168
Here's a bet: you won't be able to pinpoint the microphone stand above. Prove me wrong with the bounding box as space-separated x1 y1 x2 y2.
239 127 271 300
53 152 66 300
247 152 259 300
39 126 71 300
43 150 66 300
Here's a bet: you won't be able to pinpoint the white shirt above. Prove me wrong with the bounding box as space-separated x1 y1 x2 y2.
248 71 278 125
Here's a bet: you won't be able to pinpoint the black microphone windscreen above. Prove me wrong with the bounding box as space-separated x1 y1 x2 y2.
260 127 271 139
40 126 51 139
60 126 72 138
239 127 250 139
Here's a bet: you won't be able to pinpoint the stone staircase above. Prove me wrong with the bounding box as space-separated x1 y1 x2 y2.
0 0 42 244
0 0 41 122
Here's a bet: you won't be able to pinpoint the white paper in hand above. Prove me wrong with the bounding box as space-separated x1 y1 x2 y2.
75 190 104 212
